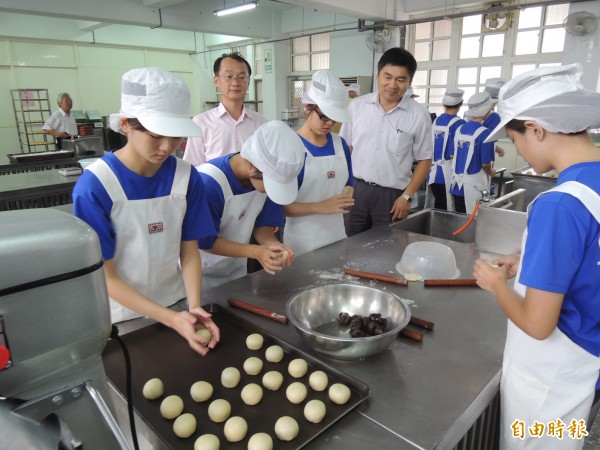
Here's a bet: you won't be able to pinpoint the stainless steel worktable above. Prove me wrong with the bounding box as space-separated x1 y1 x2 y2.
192 224 507 450
0 169 79 210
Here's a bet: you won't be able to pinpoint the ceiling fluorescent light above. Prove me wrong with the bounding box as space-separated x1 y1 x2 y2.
214 1 257 16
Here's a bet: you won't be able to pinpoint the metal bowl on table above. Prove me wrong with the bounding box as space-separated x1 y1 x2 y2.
286 283 411 360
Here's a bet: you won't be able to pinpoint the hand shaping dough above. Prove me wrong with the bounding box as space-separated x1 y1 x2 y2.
142 378 164 400
274 416 299 441
190 380 213 402
243 356 263 376
221 367 241 388
308 371 328 392
223 416 248 442
195 328 212 345
246 333 264 350
160 395 184 419
262 371 284 391
241 383 263 406
208 399 231 423
173 413 196 438
286 382 307 404
248 432 273 450
304 399 326 423
265 345 284 363
328 383 351 405
288 358 308 378
194 434 220 450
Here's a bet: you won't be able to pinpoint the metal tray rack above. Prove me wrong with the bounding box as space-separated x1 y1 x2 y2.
102 303 369 450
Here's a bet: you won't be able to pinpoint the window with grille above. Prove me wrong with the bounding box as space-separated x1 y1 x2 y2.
291 33 330 73
411 3 569 116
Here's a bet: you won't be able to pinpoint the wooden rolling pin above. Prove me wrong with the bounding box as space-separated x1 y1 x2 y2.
424 279 478 287
228 298 288 324
399 328 424 342
344 268 408 286
409 315 435 330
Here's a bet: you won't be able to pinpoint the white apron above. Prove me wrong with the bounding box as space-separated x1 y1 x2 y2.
88 158 190 323
425 116 461 210
283 134 348 256
500 181 600 450
450 126 490 214
198 164 267 291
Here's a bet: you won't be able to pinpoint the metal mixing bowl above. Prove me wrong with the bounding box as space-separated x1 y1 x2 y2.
286 283 411 360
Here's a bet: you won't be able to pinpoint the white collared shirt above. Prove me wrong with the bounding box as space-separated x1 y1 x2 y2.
183 103 267 166
43 108 78 136
340 92 433 189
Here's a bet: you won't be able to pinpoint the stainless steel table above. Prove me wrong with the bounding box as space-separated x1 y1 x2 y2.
0 169 80 210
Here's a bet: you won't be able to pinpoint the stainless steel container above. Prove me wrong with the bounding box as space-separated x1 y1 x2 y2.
510 166 558 206
61 135 104 156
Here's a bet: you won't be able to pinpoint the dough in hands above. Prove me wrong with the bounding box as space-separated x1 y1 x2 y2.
190 380 213 402
246 333 264 350
173 413 196 438
262 371 284 391
265 345 284 363
248 432 273 450
223 416 248 442
208 399 231 423
221 367 241 388
195 328 212 345
142 378 164 400
241 383 263 406
328 383 351 405
194 434 220 450
308 371 328 392
160 395 184 419
286 382 307 404
274 416 299 441
304 399 326 423
243 356 263 376
288 358 308 378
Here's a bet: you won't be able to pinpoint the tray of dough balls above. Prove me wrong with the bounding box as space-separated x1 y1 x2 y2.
102 303 369 450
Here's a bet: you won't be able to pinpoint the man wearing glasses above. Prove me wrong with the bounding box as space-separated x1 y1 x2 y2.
183 53 267 166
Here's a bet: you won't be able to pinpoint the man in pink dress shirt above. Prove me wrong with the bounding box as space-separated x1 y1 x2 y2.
183 53 267 166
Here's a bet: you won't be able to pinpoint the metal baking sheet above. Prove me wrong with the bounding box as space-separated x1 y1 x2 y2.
102 303 369 449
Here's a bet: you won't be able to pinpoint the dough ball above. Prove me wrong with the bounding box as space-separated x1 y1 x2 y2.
142 378 164 400
304 399 326 423
207 399 231 423
265 345 284 363
288 358 308 378
160 395 184 419
262 371 284 391
274 416 299 441
190 381 213 402
328 383 351 405
221 367 241 388
248 432 273 450
173 413 196 438
403 273 423 282
194 434 220 450
196 328 212 345
246 333 264 350
241 383 263 406
223 416 248 443
286 382 307 404
308 371 329 392
243 357 264 376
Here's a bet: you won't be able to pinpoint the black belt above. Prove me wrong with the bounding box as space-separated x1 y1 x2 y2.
355 178 380 187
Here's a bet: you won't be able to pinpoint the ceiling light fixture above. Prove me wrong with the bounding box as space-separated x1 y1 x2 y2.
214 1 258 17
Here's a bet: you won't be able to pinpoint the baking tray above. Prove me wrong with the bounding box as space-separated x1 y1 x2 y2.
7 150 74 163
102 303 369 449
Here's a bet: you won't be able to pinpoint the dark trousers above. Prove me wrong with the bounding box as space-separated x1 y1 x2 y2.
453 194 466 213
345 178 404 237
429 183 448 210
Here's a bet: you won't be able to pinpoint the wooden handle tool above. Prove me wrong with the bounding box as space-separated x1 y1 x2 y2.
424 279 478 287
409 315 435 330
344 268 408 286
228 298 288 324
399 328 424 342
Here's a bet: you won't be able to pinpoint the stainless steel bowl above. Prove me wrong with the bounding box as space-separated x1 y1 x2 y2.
286 283 411 360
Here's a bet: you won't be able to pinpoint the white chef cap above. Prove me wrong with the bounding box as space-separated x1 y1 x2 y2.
301 70 350 123
347 83 361 95
484 78 506 101
406 87 419 98
486 64 600 142
442 88 464 106
464 92 492 118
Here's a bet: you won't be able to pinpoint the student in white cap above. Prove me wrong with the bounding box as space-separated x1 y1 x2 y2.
449 91 496 213
484 77 507 157
425 88 466 210
198 120 306 290
347 83 361 99
406 86 420 99
473 64 600 450
283 70 354 256
73 67 220 355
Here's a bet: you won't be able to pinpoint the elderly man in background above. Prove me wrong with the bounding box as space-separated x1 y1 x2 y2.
340 47 433 236
183 52 267 166
43 92 77 149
